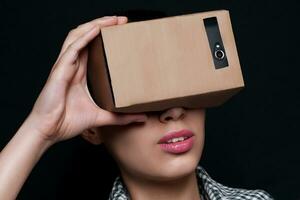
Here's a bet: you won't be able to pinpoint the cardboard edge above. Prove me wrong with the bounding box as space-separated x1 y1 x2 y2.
111 86 245 113
87 32 116 111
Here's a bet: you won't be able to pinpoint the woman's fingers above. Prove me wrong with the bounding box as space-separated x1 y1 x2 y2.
49 16 118 75
46 15 135 129
50 16 127 76
62 17 117 51
79 16 128 86
50 25 100 84
73 48 88 84
57 16 119 58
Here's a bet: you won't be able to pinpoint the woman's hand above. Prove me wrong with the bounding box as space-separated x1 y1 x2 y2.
25 16 148 145
0 16 148 200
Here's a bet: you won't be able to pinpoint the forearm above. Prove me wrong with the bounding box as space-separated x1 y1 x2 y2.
0 117 53 200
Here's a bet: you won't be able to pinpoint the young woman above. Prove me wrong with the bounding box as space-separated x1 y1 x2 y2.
0 16 274 200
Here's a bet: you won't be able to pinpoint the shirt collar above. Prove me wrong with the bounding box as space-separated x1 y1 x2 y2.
108 166 209 200
108 165 273 200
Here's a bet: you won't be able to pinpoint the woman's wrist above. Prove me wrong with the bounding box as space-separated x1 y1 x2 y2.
16 118 55 153
18 114 56 150
0 117 54 199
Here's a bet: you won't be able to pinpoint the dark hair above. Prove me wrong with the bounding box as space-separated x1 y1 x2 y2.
113 9 168 22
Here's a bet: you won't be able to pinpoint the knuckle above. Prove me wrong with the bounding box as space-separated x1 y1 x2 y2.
68 43 77 51
66 44 79 57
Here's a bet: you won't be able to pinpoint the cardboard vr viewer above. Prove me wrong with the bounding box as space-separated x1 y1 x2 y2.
87 10 245 113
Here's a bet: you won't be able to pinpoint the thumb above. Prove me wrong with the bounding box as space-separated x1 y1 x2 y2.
83 80 148 126
94 109 148 127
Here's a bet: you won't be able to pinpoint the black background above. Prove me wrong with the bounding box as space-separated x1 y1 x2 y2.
1 0 300 199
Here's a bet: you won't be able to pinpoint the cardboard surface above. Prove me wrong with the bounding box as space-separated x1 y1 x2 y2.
87 10 244 113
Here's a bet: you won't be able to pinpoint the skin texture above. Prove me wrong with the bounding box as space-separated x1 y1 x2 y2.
82 107 206 200
0 15 205 200
0 16 148 200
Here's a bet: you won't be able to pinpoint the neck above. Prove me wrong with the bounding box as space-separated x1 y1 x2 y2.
120 169 201 200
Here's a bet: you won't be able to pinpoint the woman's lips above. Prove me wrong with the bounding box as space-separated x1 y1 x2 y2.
158 129 195 154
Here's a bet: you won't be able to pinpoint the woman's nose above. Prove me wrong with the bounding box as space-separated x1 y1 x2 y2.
159 107 186 123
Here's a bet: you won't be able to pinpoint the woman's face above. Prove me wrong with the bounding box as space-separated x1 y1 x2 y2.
96 107 205 181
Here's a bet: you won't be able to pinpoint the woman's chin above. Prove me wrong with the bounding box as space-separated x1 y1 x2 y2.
145 156 199 182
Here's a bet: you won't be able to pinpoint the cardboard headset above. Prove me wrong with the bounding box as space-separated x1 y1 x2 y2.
87 10 245 113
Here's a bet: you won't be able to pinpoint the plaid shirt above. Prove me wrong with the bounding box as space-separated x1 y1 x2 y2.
109 165 274 200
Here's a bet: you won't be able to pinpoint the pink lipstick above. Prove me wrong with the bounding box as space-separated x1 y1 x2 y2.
158 129 195 154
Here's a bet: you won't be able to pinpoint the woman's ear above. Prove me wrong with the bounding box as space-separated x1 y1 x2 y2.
81 127 103 145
